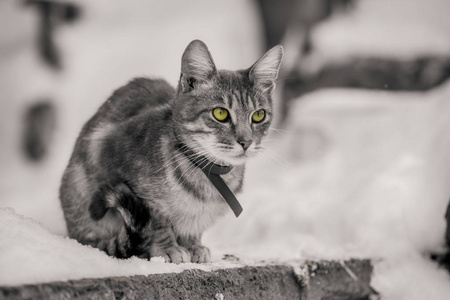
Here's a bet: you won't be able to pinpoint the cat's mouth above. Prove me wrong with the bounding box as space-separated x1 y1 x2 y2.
214 148 255 166
186 137 254 166
202 147 248 166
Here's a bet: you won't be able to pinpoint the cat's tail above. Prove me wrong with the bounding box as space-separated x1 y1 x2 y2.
88 181 150 257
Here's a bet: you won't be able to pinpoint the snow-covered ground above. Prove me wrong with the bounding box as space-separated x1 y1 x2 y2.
0 207 247 286
1 0 450 299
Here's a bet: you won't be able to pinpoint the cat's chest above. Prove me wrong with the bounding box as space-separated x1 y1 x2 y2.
170 190 229 237
162 167 240 237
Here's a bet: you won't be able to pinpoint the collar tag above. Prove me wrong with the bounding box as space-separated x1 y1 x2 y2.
178 144 243 217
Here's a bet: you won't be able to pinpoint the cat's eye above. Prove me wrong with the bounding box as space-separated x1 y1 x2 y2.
252 109 265 123
213 108 229 122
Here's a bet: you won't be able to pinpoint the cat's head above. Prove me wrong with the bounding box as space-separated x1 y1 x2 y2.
173 40 283 166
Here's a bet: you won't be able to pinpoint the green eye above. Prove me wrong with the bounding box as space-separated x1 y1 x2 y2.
252 109 265 123
213 107 229 122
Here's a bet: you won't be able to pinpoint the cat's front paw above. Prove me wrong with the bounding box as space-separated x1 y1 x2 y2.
189 245 211 263
150 245 191 264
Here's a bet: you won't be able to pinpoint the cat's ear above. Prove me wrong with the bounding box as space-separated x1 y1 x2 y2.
180 40 217 92
249 45 284 95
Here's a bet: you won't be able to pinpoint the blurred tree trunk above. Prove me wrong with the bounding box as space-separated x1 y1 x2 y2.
283 56 450 102
255 0 354 51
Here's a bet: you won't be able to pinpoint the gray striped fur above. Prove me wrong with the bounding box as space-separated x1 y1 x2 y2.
59 40 283 263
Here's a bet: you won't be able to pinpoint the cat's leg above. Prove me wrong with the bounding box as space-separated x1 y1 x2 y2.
177 235 211 263
143 220 191 264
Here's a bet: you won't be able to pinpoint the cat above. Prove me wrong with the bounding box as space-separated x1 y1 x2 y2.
59 40 283 263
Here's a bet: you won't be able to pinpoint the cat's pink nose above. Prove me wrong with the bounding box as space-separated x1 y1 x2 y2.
238 140 252 151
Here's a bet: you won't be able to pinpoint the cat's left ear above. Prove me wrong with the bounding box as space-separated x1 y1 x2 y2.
249 45 284 95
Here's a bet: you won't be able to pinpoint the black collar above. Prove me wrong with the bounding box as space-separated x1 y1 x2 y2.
177 143 243 217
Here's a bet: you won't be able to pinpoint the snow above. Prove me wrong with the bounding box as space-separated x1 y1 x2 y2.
374 254 450 299
1 0 450 299
0 207 244 286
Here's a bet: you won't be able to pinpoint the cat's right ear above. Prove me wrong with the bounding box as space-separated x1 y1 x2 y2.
179 40 217 93
249 45 284 95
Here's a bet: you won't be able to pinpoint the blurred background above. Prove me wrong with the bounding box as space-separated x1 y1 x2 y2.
2 0 450 297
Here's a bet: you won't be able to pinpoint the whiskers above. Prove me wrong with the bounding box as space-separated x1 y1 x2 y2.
154 125 292 189
253 144 293 171
268 127 289 137
154 147 187 175
256 127 289 146
175 143 220 188
216 144 234 150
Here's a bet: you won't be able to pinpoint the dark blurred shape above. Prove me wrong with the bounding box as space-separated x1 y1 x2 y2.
21 1 79 161
255 0 355 51
24 0 81 70
255 0 356 122
446 202 450 248
284 56 450 102
23 101 56 161
430 203 450 274
255 0 296 50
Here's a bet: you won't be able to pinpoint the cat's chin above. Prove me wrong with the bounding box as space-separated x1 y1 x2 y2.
212 152 254 167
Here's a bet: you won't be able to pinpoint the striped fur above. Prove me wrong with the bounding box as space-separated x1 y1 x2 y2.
59 40 283 263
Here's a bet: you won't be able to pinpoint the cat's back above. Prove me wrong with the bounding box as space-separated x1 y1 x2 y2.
91 78 175 126
67 78 174 168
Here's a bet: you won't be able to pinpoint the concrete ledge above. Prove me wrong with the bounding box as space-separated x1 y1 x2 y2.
0 259 374 300
301 260 376 300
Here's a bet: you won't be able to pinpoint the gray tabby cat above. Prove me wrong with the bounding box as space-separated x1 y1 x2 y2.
59 40 283 263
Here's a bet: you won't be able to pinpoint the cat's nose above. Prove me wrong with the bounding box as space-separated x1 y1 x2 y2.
237 139 252 151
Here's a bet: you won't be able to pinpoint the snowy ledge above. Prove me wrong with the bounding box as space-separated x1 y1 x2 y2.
0 259 373 300
0 209 375 298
